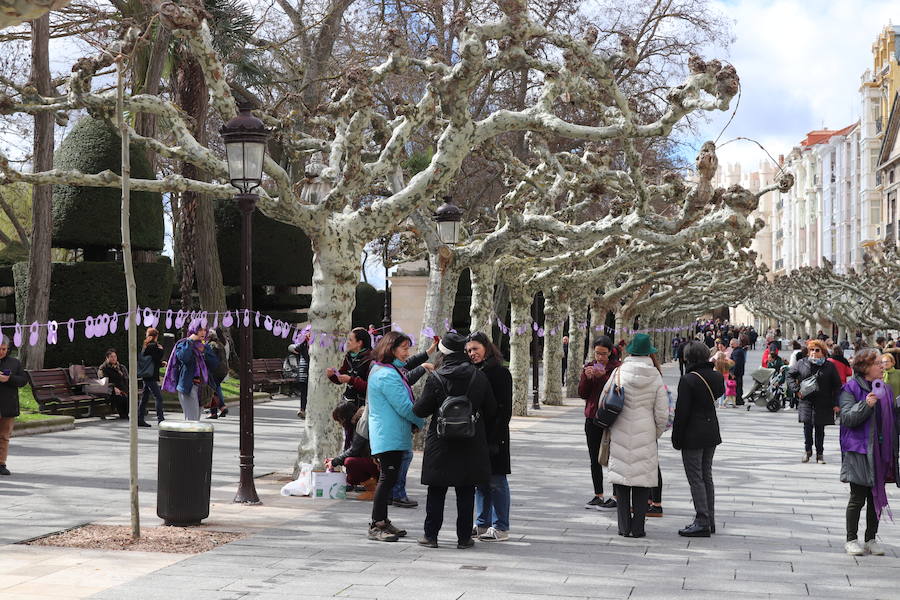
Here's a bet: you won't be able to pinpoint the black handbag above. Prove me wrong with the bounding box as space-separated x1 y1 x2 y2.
594 368 624 428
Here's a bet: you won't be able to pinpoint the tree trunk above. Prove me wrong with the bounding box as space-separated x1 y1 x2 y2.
117 60 140 540
508 289 532 417
468 262 496 335
194 199 227 314
296 233 361 470
540 292 565 406
418 246 460 349
135 26 170 174
21 14 52 369
565 301 586 398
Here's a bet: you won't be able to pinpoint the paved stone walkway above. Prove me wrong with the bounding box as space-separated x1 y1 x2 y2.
2 349 899 599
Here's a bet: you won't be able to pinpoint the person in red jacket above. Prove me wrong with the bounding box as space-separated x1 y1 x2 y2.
828 346 852 384
578 336 621 511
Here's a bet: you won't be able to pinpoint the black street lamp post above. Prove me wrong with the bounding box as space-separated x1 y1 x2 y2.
220 103 269 505
531 295 540 410
382 236 391 332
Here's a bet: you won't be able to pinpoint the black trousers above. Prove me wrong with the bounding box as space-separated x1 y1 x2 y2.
424 485 476 543
110 394 128 418
847 483 879 542
735 375 744 404
803 423 825 454
650 466 662 504
296 380 309 411
682 447 715 527
584 419 605 496
371 451 404 523
614 484 650 536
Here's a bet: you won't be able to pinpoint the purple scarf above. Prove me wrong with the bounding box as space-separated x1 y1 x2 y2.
161 339 210 393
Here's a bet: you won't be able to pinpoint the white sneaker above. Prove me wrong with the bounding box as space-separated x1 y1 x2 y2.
479 527 509 542
865 540 886 556
845 539 866 556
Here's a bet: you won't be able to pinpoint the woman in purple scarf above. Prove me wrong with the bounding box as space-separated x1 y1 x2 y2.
162 321 219 421
839 348 899 556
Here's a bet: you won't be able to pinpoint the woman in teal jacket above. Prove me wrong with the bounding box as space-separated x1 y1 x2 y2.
366 331 425 542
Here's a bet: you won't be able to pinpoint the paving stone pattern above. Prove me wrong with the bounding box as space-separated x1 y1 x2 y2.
2 349 900 599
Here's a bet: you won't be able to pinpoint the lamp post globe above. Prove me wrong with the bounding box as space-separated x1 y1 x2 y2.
220 102 269 505
434 196 463 245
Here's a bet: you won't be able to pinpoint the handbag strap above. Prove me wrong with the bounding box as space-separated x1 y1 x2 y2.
691 371 716 404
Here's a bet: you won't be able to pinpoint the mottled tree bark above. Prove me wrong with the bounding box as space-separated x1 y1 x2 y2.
508 289 532 417
468 263 496 335
540 291 565 406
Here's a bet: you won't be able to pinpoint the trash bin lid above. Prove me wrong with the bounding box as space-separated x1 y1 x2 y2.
158 421 214 433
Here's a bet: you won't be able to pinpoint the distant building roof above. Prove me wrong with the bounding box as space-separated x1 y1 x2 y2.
799 123 858 147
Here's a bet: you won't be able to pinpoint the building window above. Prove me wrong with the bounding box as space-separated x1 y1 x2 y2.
891 169 895 184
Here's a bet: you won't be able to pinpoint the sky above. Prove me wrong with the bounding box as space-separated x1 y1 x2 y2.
693 0 900 170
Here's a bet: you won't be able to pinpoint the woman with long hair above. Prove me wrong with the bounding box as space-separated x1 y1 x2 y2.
365 331 425 542
578 336 620 511
138 327 166 424
326 327 373 407
466 331 513 541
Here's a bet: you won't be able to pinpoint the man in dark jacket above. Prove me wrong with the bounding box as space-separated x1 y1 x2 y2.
0 337 27 476
672 341 724 537
413 332 496 549
729 338 746 405
99 349 132 421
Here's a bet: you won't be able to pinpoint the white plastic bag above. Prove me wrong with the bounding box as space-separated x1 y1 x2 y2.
280 463 313 496
311 471 347 500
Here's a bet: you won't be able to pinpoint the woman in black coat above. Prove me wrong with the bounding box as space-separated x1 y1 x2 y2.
672 341 724 538
413 332 497 549
788 339 842 464
465 331 513 542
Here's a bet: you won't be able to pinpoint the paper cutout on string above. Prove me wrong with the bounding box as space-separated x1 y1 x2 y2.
47 321 58 345
29 322 39 346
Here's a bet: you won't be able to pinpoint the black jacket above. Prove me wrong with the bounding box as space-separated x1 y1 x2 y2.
788 358 841 426
141 343 165 382
477 357 512 475
730 346 746 377
413 353 497 487
0 354 26 418
672 363 724 450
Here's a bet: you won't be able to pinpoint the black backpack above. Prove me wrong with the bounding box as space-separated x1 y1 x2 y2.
434 369 480 439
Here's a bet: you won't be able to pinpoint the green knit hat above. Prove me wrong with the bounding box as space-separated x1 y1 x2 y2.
626 333 657 356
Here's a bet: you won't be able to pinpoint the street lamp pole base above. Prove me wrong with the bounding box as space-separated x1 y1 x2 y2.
234 464 260 504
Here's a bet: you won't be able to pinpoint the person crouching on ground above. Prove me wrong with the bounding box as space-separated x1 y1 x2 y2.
603 333 669 538
414 332 497 549
578 336 620 511
672 341 724 538
0 336 26 476
365 332 425 542
840 349 898 556
466 331 513 542
327 404 379 499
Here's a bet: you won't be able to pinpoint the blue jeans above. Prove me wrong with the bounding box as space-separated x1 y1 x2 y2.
475 474 510 531
391 449 413 500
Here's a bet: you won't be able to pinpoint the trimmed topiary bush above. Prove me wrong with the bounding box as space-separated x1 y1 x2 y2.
51 116 164 252
215 199 314 287
352 282 385 329
12 261 174 367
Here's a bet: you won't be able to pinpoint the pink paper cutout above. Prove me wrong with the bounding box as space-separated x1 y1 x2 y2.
47 321 58 345
29 322 39 346
222 311 233 328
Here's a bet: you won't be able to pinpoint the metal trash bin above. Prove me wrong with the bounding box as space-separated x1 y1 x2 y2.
157 421 214 526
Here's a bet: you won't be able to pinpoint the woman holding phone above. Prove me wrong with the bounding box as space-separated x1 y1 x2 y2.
578 336 620 510
839 348 898 556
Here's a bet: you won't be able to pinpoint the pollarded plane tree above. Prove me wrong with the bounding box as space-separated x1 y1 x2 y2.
0 1 743 465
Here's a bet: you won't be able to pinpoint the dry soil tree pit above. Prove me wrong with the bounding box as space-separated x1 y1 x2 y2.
23 524 245 554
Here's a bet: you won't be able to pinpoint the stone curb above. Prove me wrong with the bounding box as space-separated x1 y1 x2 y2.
11 415 76 437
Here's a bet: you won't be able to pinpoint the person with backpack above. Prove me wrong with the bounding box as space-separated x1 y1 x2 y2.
162 321 219 421
137 327 166 424
205 329 229 419
365 332 426 542
413 332 497 549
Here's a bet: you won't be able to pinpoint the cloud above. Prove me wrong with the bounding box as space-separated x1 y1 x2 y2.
690 0 898 169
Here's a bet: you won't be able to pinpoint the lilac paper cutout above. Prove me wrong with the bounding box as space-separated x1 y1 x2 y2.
264 315 273 331
13 324 22 347
302 324 312 333
222 311 233 328
212 312 219 329
110 313 119 334
243 310 250 327
281 322 290 339
200 311 208 329
67 319 76 342
165 309 173 329
143 308 154 327
97 314 110 337
85 316 95 338
443 319 450 330
292 328 303 344
175 310 186 329
532 322 538 331
29 322 39 346
254 311 260 328
537 327 545 337
47 321 58 345
272 320 281 336
421 327 435 339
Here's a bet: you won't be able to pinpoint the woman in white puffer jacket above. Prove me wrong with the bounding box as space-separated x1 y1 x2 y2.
603 334 669 538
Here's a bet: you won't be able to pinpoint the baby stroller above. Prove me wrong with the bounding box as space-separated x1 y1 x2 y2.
743 367 778 411
765 366 791 412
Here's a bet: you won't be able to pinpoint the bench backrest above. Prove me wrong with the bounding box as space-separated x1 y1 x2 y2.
26 369 74 405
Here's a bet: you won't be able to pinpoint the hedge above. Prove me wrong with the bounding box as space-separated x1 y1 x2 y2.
12 261 174 367
51 117 164 252
215 199 314 287
0 266 13 287
352 282 385 329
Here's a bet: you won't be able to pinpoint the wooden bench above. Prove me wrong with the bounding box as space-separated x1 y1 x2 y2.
251 358 292 394
26 368 110 417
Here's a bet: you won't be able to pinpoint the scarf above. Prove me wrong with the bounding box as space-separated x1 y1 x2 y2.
161 338 209 393
872 380 895 520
